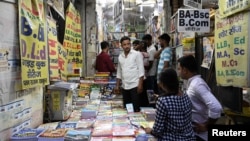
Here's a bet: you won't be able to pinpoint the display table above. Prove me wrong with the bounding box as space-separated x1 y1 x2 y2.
38 92 157 141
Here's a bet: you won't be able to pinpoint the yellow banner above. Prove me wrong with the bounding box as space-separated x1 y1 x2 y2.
219 0 250 18
63 2 83 75
19 0 49 89
215 10 249 87
58 43 68 81
47 17 59 81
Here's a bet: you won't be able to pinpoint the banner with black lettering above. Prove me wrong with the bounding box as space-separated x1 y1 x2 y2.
178 9 210 32
19 0 49 89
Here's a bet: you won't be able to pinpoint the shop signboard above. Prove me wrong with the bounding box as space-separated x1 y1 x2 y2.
114 0 123 26
184 0 202 9
219 0 250 18
215 10 250 87
177 9 210 32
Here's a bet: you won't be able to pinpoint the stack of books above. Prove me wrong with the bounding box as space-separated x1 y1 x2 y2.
94 72 110 84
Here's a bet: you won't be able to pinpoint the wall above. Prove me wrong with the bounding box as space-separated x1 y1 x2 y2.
0 0 97 139
0 1 44 140
85 0 98 77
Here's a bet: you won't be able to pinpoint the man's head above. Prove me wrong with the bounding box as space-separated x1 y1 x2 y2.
177 55 198 80
120 36 131 54
158 33 171 48
159 68 179 93
132 40 140 51
142 34 152 47
100 41 109 51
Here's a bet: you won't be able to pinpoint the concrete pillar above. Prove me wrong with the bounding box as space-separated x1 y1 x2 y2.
75 0 97 77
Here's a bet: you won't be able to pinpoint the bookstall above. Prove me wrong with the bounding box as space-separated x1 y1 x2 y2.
12 72 157 141
169 1 250 125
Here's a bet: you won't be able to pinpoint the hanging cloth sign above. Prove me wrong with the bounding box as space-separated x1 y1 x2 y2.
19 0 49 89
215 10 250 87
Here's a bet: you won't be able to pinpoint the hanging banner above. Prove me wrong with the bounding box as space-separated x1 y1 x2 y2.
47 17 59 81
219 0 250 18
63 2 83 75
215 10 250 87
19 0 49 89
58 42 67 81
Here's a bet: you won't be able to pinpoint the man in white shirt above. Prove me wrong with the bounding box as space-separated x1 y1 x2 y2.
177 55 223 141
142 34 158 94
114 36 145 112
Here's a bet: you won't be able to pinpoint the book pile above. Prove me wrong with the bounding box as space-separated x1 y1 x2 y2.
81 105 98 119
64 129 91 141
140 107 156 121
94 72 110 84
38 128 67 140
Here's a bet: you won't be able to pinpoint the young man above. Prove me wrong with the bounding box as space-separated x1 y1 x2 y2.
154 33 172 92
95 41 116 74
142 34 158 94
114 36 145 112
132 39 140 51
177 55 223 141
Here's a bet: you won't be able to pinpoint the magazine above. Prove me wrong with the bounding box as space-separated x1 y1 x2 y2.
146 90 156 104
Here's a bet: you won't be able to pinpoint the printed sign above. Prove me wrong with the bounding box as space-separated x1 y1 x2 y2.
114 0 123 25
215 10 250 87
184 0 202 9
219 0 250 18
178 9 210 32
19 0 49 89
47 17 59 81
63 2 83 75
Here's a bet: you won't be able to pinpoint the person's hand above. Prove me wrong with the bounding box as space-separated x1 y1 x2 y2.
193 122 207 133
153 94 159 98
113 86 120 94
137 85 143 94
143 127 152 134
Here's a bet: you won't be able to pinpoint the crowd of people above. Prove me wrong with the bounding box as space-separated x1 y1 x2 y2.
95 33 223 141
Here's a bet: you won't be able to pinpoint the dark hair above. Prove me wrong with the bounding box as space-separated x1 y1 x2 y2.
142 34 152 41
177 55 198 73
100 41 109 50
159 68 179 94
158 33 171 43
140 40 147 51
120 36 131 44
132 40 140 45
